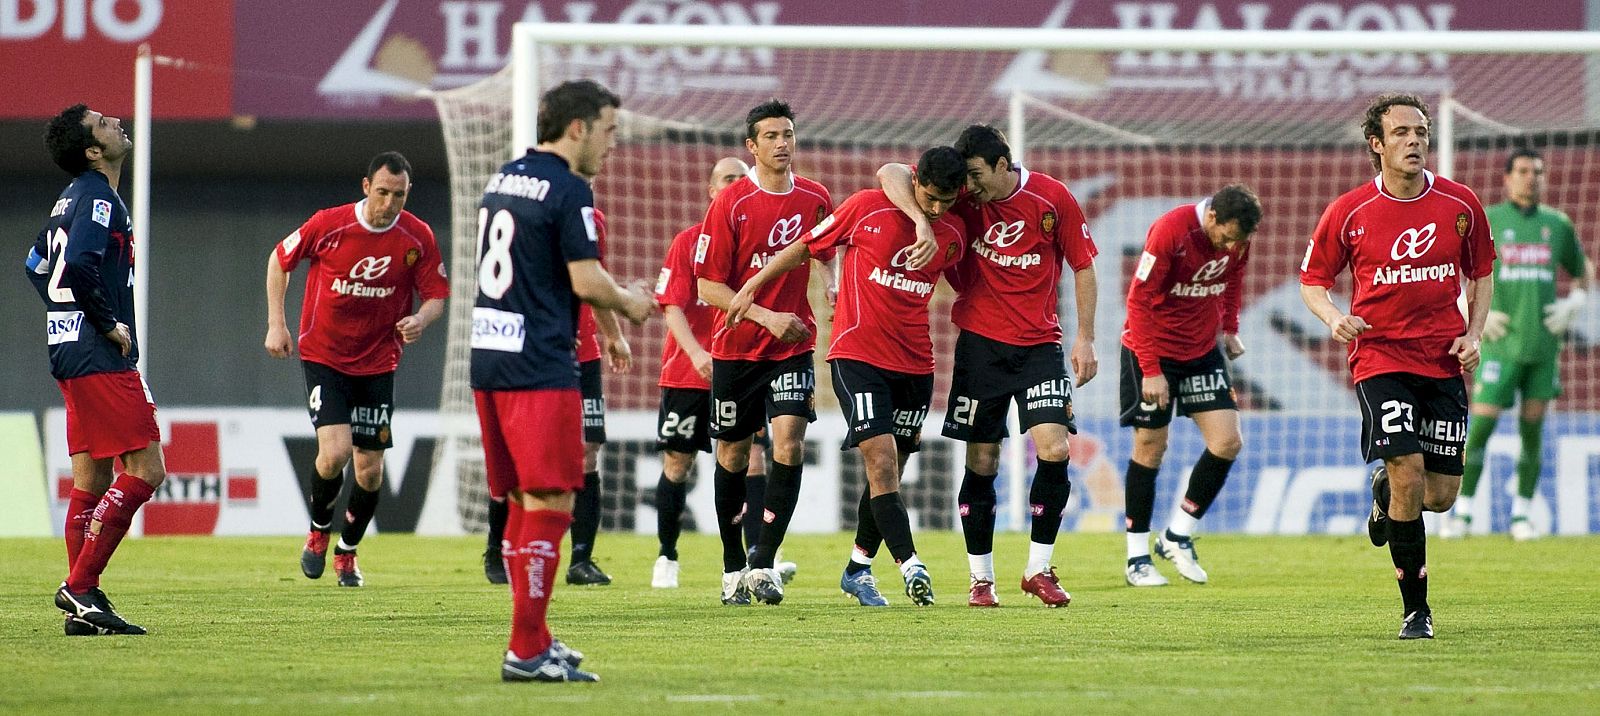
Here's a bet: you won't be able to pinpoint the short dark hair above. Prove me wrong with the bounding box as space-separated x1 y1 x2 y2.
915 146 966 194
1504 147 1543 174
44 104 100 176
536 80 621 145
745 99 794 142
954 125 1011 171
366 151 411 180
1361 93 1430 171
1210 183 1262 236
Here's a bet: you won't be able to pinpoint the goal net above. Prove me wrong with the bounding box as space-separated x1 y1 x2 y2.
432 25 1600 538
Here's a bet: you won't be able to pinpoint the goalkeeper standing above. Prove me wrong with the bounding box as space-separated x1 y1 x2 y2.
1447 149 1595 540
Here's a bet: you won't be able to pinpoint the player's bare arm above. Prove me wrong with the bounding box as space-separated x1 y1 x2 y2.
722 239 808 325
1223 333 1245 360
570 259 655 324
593 306 632 372
395 298 445 344
1299 284 1370 343
264 250 294 358
1070 264 1099 386
1450 277 1492 372
875 162 938 270
701 246 810 343
662 304 712 380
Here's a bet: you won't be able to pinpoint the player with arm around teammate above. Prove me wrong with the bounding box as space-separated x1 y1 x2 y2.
266 151 449 588
1120 185 1260 587
30 104 167 635
1300 93 1495 639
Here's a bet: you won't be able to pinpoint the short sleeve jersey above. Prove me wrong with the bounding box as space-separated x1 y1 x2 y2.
1483 201 1585 363
949 168 1097 347
575 208 608 364
276 202 450 376
692 170 832 361
655 222 717 389
469 150 601 391
1122 200 1250 374
1301 171 1495 383
24 170 138 380
806 189 966 374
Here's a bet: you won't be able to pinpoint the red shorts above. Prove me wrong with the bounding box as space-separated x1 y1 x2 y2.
58 370 161 460
474 388 584 498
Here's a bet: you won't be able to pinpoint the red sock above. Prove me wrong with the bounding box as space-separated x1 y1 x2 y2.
507 507 572 660
66 474 155 593
65 488 100 572
501 500 524 587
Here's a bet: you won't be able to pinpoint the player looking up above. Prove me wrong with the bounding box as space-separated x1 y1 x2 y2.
1119 185 1260 587
267 151 449 588
1300 93 1495 640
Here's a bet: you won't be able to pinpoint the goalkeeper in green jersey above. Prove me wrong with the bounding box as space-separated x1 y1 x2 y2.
1445 149 1595 540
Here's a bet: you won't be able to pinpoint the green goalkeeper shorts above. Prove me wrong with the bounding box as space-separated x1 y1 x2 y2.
1472 356 1561 407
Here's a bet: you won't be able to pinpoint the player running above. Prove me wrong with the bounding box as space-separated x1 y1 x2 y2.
693 100 832 606
30 104 168 636
878 125 1099 608
267 151 449 588
729 146 969 606
1120 185 1261 587
1446 148 1594 540
1300 93 1495 640
472 80 654 682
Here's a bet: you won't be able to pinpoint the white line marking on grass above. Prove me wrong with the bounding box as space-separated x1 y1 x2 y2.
668 694 764 703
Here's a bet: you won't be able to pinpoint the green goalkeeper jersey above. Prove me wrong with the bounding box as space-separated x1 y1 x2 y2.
1483 200 1584 363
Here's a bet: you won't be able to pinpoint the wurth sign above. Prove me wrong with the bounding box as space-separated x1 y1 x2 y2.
54 422 258 536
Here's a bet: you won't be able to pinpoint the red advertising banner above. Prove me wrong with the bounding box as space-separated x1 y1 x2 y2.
0 0 234 119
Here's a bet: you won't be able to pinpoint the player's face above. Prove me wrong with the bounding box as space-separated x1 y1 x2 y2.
1371 105 1429 177
707 159 747 201
745 117 795 174
82 109 132 164
361 166 410 228
576 106 619 178
914 182 960 221
1204 212 1249 252
1504 156 1545 205
963 156 1007 203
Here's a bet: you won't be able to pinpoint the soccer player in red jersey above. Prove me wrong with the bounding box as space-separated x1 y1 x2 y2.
30 104 166 635
650 156 747 588
472 80 654 682
693 99 832 606
265 152 449 588
879 125 1099 608
1300 94 1495 640
731 147 967 606
1119 185 1261 588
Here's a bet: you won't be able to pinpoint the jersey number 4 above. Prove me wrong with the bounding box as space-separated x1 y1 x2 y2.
476 208 517 300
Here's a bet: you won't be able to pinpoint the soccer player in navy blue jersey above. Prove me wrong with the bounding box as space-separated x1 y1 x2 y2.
27 104 168 636
471 80 655 683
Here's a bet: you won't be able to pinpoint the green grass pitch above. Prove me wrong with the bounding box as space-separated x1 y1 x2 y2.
3 531 1598 714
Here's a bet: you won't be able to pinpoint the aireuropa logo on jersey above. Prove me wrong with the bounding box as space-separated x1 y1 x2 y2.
1372 222 1457 286
317 0 782 102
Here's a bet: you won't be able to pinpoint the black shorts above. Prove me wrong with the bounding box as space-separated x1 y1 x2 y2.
830 359 934 454
302 361 394 450
1356 372 1468 475
1119 345 1238 429
580 359 606 444
943 331 1075 442
710 352 816 442
656 387 712 454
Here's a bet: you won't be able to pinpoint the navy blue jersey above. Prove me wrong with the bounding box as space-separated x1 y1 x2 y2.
23 170 138 380
469 150 601 390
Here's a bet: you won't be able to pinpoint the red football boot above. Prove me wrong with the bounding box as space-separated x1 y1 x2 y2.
1020 567 1071 608
968 578 1000 607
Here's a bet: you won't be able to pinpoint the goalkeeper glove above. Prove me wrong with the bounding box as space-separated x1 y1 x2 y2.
1543 288 1587 335
1482 310 1510 341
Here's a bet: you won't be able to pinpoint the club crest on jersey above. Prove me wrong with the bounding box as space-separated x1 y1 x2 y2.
815 205 827 225
405 248 420 267
1455 213 1469 238
768 214 804 247
1041 211 1057 235
944 242 958 262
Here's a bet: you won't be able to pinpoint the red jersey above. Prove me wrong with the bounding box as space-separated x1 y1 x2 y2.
806 190 966 374
1122 201 1249 374
693 171 832 361
1301 171 1494 383
278 202 449 376
655 222 717 389
575 208 607 363
948 168 1097 347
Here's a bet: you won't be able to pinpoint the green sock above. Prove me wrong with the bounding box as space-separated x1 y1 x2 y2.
1517 418 1543 500
1460 413 1498 498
